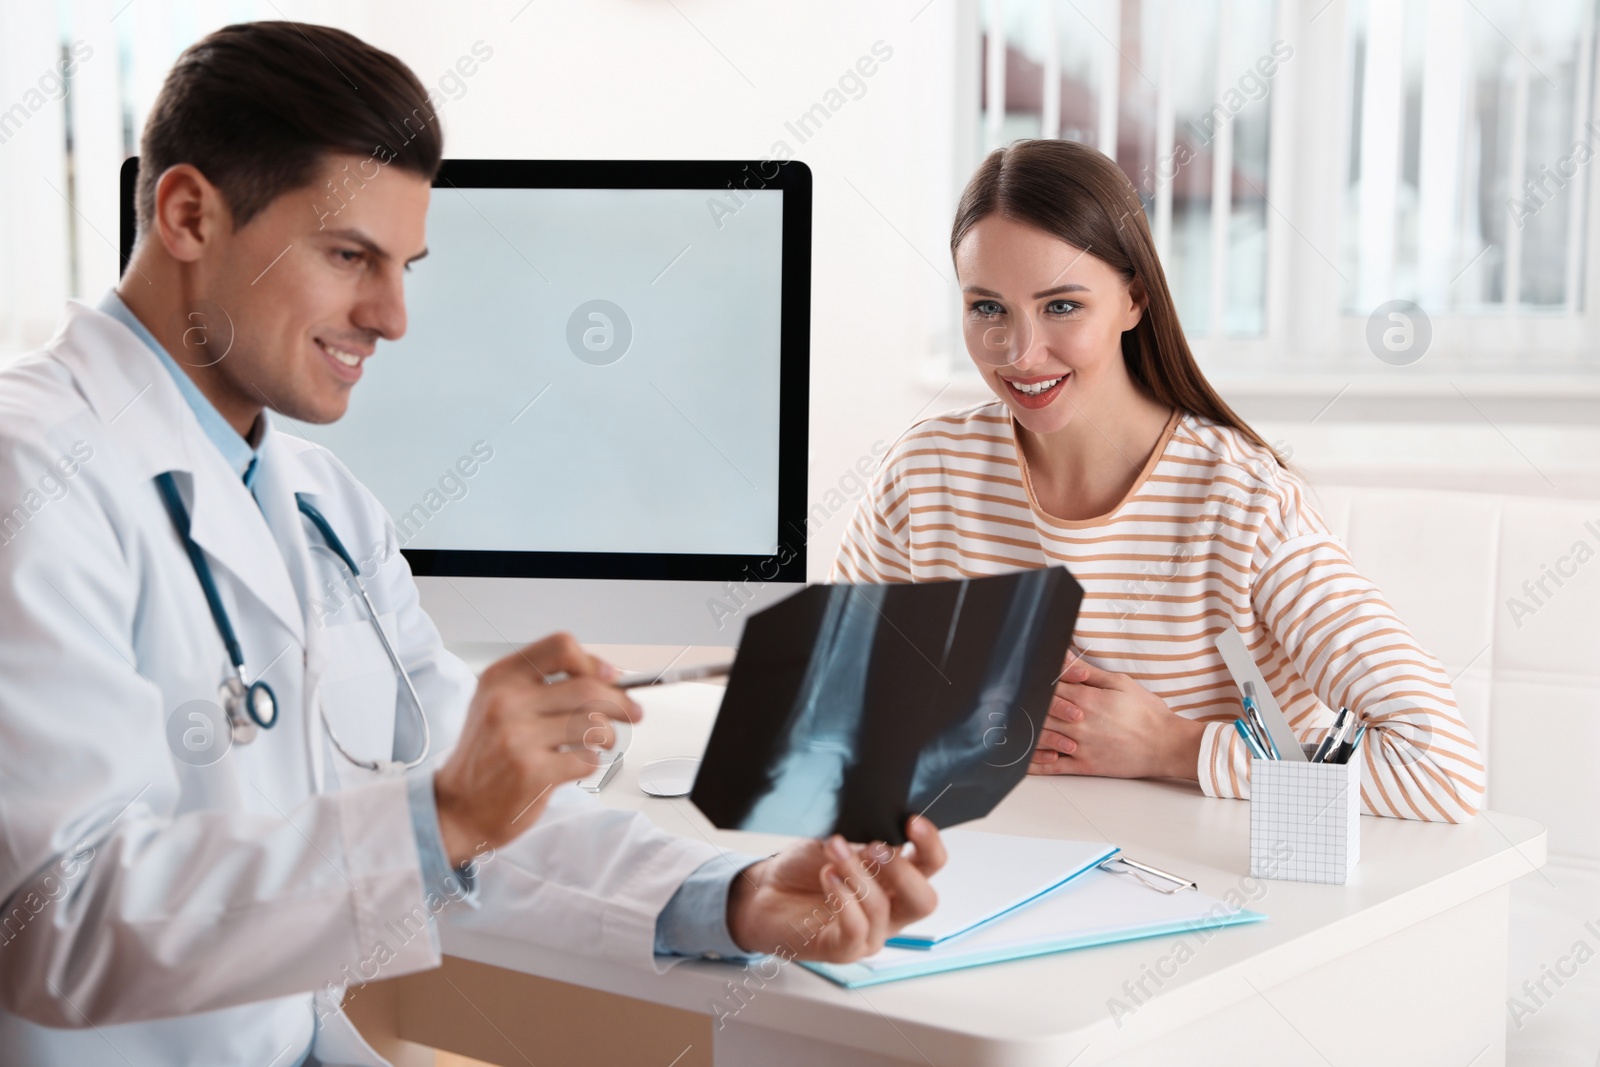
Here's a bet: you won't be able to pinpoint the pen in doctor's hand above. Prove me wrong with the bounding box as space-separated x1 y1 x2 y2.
616 661 733 689
544 661 732 690
434 633 638 866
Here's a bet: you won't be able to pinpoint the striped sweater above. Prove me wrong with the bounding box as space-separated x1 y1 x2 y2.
830 401 1485 822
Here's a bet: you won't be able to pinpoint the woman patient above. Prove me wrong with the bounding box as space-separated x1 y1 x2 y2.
831 139 1483 822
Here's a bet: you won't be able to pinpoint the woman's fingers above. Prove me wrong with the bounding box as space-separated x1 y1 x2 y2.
1029 754 1078 775
1047 694 1084 722
1059 658 1124 690
1043 710 1078 733
1030 742 1083 774
1039 728 1076 755
1053 683 1104 713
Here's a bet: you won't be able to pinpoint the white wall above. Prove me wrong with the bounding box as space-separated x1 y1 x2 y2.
3 0 970 581
328 0 1600 560
6 0 1597 583
356 0 1600 574
353 0 969 581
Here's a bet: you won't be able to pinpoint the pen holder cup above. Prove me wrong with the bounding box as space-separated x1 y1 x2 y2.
1249 743 1361 884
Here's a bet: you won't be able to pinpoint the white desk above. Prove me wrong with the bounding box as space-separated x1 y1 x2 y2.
424 682 1544 1066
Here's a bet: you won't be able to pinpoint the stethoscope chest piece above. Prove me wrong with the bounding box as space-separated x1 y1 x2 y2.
220 672 278 745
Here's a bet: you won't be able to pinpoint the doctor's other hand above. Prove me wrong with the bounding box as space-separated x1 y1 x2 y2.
725 815 947 962
434 632 631 866
1028 658 1204 780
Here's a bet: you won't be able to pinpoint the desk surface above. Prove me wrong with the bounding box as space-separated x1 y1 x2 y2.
442 681 1545 1065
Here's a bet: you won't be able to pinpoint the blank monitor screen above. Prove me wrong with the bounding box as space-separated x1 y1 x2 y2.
316 181 784 556
119 158 811 584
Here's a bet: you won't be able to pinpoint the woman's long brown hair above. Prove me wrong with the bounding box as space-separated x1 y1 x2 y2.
951 139 1283 466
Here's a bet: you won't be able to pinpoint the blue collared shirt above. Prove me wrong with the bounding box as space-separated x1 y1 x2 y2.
97 292 259 485
97 291 755 970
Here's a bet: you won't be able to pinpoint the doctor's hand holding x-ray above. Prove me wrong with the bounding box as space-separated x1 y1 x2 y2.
435 628 950 952
438 633 947 957
0 22 943 1066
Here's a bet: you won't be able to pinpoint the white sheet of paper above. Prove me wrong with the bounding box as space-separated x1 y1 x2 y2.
890 830 1117 947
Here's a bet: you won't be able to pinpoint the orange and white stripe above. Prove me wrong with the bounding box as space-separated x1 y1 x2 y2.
830 401 1484 822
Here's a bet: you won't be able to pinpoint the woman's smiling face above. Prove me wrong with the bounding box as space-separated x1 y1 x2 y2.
954 214 1145 436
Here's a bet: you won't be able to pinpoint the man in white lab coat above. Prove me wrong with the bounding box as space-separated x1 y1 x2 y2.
0 21 945 1066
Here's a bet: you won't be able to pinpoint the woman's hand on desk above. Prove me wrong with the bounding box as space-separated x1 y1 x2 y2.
725 815 947 963
1029 659 1204 780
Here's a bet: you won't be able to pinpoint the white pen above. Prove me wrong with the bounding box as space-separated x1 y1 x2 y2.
545 661 733 689
551 662 732 752
616 661 733 689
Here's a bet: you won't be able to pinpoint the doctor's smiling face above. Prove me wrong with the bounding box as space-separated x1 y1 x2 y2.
118 21 443 441
137 152 432 433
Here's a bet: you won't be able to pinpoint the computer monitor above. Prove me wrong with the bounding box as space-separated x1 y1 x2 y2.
119 158 811 647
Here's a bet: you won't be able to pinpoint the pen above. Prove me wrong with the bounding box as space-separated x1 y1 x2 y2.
1333 723 1367 765
1233 717 1269 760
1241 685 1280 760
1311 706 1351 763
1242 697 1276 759
616 661 732 689
551 663 732 753
1324 708 1356 763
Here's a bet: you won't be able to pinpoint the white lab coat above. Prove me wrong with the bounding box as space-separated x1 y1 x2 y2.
0 302 721 1066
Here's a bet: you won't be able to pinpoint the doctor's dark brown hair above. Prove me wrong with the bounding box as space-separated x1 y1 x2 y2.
950 139 1282 466
134 21 444 236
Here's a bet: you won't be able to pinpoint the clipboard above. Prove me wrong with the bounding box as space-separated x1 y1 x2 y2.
886 831 1119 949
801 865 1265 988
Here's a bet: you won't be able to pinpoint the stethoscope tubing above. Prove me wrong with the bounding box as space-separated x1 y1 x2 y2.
154 472 247 672
297 495 431 773
154 471 430 772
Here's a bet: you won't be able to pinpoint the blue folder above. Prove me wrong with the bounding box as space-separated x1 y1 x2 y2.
802 866 1266 989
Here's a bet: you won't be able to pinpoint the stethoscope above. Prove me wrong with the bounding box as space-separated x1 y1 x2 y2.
154 471 431 773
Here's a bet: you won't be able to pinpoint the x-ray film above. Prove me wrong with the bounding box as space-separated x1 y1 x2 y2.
691 567 1083 844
